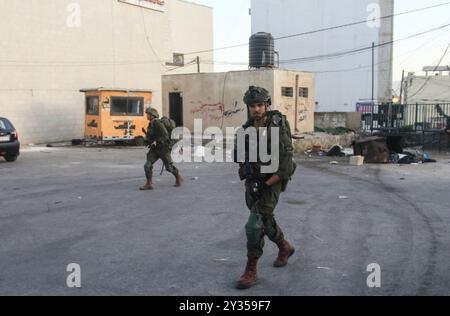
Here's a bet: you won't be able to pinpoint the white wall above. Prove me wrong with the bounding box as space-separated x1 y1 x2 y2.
251 0 393 112
404 74 450 104
162 69 315 133
0 0 213 144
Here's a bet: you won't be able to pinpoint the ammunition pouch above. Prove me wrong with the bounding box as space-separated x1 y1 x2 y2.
280 160 297 192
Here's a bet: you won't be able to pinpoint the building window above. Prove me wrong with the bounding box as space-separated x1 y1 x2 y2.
111 97 144 116
299 87 309 98
86 97 99 115
281 87 294 97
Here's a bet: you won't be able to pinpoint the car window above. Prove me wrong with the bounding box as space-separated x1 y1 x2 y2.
0 118 13 130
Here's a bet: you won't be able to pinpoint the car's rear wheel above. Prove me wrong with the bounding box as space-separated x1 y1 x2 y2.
4 155 18 162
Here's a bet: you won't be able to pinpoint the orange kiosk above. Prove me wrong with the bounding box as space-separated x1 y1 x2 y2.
80 88 152 145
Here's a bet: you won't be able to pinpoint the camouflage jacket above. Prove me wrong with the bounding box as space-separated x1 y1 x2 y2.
236 110 295 181
146 120 171 149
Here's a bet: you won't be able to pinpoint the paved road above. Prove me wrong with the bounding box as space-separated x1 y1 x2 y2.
0 146 449 295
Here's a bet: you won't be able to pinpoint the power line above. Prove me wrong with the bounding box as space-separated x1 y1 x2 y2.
407 42 450 99
199 22 450 67
279 24 450 65
139 6 171 71
184 1 450 56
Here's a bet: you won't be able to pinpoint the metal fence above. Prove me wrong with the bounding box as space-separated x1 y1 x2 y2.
357 102 450 150
358 103 450 133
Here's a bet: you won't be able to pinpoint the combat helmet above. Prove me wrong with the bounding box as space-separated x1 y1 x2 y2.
243 86 272 106
145 107 160 118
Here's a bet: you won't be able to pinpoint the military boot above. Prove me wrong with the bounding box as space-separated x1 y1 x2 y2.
236 256 258 289
174 174 183 187
273 240 295 267
140 178 154 191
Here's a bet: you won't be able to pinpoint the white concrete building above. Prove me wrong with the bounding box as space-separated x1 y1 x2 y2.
251 0 394 112
404 68 450 104
0 0 213 144
162 69 315 134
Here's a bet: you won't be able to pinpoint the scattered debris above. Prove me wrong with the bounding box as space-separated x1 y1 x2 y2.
392 150 437 164
213 258 229 262
191 177 199 181
349 155 364 166
317 267 331 270
330 161 339 165
311 145 323 155
353 136 439 165
339 196 349 200
342 147 355 156
326 145 345 157
353 137 390 163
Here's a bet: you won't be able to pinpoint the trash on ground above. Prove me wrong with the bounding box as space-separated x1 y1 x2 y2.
213 258 229 262
326 145 345 157
342 147 355 156
353 137 390 163
339 196 349 200
330 161 339 165
349 155 364 166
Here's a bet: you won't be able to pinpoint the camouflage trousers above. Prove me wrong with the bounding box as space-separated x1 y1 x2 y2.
244 181 285 258
144 148 179 179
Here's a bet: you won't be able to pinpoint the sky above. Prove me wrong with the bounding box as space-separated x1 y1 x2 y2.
182 0 450 83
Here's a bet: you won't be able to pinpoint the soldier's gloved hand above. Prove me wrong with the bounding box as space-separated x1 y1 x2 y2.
249 179 269 198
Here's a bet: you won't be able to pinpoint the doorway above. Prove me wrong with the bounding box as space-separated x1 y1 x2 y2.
169 92 183 127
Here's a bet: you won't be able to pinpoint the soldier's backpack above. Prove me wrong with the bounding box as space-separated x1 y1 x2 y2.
159 117 176 136
267 111 297 192
158 116 177 145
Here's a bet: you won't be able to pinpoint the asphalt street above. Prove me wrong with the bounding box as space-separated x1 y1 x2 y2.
1 145 450 295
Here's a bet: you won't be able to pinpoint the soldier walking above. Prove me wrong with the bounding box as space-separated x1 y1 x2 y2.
234 86 296 289
140 107 183 190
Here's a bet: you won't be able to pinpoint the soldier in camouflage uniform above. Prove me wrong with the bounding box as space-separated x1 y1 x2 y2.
234 86 296 290
140 107 183 190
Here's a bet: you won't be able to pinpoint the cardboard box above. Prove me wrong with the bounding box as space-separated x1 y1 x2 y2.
350 155 364 166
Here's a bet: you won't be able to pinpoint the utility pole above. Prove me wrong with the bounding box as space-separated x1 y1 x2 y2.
371 41 375 134
399 70 405 104
196 56 200 73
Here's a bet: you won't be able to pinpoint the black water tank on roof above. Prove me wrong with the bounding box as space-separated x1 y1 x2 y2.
249 32 275 68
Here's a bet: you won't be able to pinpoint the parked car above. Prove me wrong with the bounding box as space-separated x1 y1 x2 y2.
0 117 20 162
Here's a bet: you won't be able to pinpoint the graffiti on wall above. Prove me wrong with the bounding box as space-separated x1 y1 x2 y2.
191 101 245 122
297 101 309 124
298 106 309 123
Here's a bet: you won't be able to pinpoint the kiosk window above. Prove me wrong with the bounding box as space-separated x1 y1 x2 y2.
111 97 144 116
86 97 99 115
